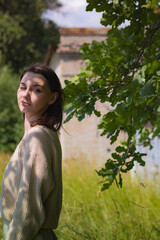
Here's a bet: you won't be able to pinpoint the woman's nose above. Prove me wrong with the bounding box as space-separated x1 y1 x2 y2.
23 88 30 98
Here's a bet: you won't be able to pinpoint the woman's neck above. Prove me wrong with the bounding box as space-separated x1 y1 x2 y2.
24 113 41 135
24 116 32 135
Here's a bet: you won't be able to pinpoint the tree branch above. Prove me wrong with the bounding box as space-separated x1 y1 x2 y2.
133 16 160 67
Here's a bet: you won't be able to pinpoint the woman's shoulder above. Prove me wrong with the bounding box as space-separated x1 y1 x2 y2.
19 125 61 163
26 125 56 137
21 125 58 148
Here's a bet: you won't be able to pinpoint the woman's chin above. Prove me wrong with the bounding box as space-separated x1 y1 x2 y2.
19 108 30 114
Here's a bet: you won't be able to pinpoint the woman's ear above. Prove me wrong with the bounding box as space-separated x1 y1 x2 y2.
48 92 59 105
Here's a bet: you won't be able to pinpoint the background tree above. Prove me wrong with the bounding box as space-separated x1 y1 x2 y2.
0 0 61 72
64 0 160 190
0 59 23 151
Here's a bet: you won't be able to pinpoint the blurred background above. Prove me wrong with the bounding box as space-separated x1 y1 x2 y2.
0 1 160 239
43 0 102 28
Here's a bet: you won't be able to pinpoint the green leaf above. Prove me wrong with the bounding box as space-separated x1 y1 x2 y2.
94 109 101 117
64 111 75 123
112 153 122 162
139 85 155 97
78 113 85 121
101 183 111 191
116 146 126 153
119 173 122 188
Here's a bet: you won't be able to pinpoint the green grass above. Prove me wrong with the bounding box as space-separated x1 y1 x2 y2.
0 154 160 240
0 152 10 240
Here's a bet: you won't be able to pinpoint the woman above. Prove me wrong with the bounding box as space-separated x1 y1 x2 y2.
0 63 63 240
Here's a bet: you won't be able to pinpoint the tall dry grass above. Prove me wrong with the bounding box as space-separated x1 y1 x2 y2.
0 151 10 239
0 154 160 239
55 159 160 240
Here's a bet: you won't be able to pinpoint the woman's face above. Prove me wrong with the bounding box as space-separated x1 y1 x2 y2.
17 72 55 119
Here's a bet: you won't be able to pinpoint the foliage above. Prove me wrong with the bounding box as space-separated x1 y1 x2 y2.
0 61 23 151
0 0 60 72
1 155 160 239
64 0 160 190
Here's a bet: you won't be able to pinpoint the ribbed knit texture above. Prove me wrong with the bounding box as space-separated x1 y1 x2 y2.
0 125 62 240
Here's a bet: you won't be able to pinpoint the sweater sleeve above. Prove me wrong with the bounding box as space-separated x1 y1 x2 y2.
6 129 55 240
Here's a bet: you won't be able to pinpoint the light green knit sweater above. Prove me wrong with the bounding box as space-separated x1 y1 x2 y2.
0 125 62 240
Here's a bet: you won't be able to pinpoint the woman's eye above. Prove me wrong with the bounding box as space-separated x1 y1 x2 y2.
20 86 26 90
35 89 41 93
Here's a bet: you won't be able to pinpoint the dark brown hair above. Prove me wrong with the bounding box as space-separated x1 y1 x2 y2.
20 63 63 132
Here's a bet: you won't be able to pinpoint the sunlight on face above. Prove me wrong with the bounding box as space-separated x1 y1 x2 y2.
17 72 55 119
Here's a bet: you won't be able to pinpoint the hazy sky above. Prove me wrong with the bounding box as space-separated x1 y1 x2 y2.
44 0 103 28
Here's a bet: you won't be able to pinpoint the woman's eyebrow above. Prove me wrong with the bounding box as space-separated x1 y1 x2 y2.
32 84 44 88
20 82 44 88
20 82 26 85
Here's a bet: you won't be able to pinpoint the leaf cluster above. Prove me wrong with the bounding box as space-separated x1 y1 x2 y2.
64 1 160 190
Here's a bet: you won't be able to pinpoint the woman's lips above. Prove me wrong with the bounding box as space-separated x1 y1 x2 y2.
21 101 31 106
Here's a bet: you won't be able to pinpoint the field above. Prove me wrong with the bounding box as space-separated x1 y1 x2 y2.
0 153 160 240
